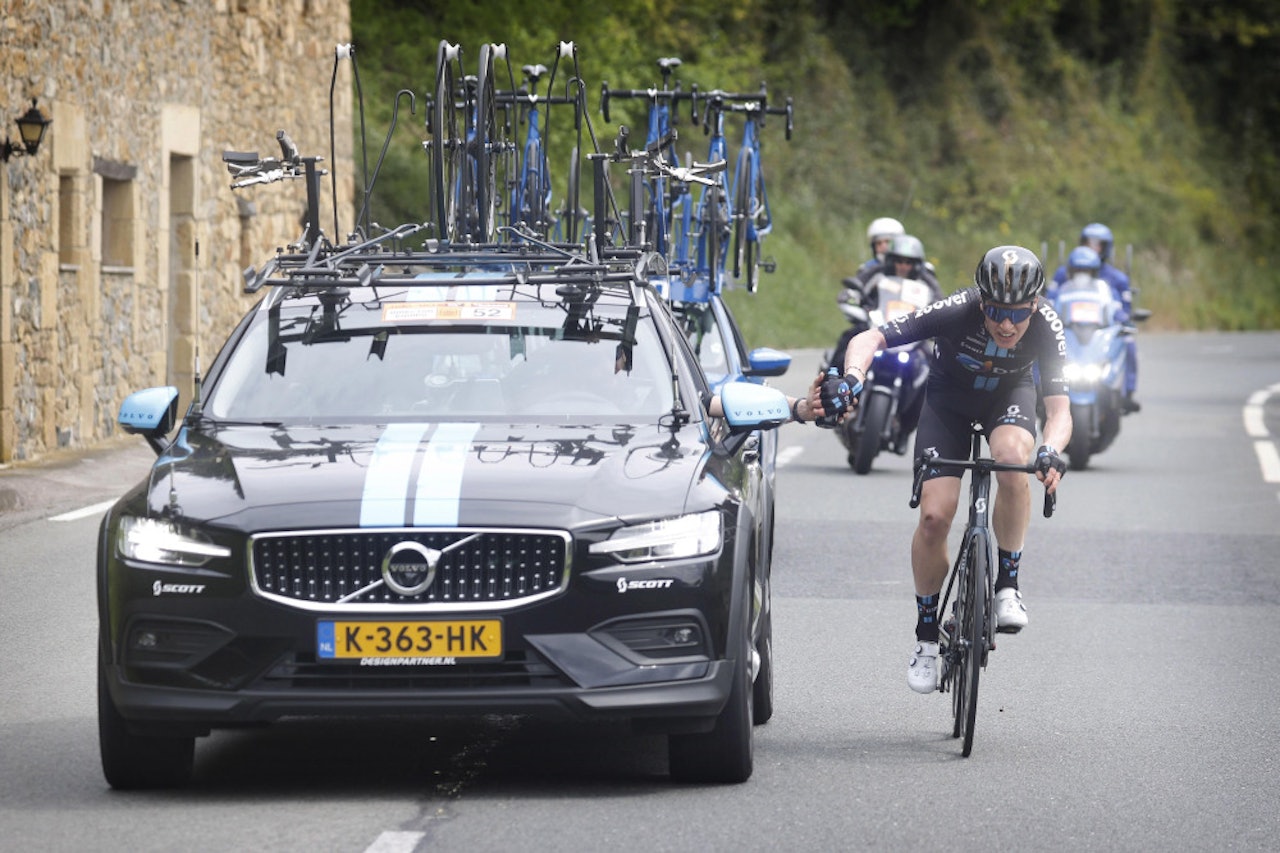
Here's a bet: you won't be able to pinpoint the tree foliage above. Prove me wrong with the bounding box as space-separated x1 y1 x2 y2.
348 0 1278 338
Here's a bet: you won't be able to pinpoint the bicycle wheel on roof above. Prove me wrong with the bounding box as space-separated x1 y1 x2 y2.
431 41 463 244
474 43 503 244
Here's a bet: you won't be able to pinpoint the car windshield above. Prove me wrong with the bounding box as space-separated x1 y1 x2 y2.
205 293 676 423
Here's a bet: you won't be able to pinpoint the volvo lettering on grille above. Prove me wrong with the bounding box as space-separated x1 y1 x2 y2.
382 541 441 596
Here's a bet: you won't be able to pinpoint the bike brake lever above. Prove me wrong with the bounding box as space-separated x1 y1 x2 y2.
1043 489 1056 518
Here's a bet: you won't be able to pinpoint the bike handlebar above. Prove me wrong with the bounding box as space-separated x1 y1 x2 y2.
910 451 1057 518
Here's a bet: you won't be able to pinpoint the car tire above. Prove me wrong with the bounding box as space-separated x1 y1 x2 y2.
668 613 754 783
752 606 774 725
99 661 194 790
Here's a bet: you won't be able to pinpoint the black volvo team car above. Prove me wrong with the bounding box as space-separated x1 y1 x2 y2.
98 245 791 787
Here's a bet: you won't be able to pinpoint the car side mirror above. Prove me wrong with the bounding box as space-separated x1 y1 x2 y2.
719 382 788 436
118 386 179 455
744 347 791 378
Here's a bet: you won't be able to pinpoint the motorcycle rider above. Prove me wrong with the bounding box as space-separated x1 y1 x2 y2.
1052 223 1139 412
832 234 944 369
817 245 1071 694
856 216 906 274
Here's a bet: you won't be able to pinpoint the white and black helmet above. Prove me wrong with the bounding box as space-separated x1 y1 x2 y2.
866 217 905 257
974 245 1045 304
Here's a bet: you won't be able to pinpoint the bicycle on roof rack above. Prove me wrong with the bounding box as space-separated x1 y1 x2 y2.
427 41 510 246
601 57 698 262
495 41 589 243
726 85 792 293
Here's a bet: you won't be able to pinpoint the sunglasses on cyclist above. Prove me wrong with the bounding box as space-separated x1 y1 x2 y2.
981 302 1036 324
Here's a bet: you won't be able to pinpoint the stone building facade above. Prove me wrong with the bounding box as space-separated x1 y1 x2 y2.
1 0 355 462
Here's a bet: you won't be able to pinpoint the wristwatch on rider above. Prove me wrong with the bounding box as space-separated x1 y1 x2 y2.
791 397 806 424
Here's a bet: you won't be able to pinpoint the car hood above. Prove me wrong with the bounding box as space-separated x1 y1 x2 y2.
135 422 714 532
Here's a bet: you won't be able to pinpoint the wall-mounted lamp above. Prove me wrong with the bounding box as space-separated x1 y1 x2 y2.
0 98 52 163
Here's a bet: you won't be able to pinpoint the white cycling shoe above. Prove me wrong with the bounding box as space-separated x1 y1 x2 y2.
907 641 940 694
995 587 1028 633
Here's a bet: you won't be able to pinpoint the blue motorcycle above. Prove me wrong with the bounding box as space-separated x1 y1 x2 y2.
828 275 932 474
1052 274 1149 470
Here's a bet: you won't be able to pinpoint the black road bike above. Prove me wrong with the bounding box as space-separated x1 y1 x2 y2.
909 425 1056 756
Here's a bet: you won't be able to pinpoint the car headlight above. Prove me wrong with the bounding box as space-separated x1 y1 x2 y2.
117 516 232 566
589 511 722 563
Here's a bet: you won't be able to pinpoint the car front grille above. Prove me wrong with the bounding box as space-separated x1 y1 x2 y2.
249 528 571 612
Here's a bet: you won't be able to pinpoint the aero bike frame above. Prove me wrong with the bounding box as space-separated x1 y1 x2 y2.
729 88 792 293
501 42 585 240
600 58 694 258
909 424 1055 756
688 91 735 298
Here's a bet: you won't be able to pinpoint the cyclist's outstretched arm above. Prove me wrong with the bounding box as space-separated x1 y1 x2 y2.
1038 393 1072 494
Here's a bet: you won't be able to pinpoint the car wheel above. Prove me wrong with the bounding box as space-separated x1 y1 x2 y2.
752 605 774 725
99 660 194 789
668 612 754 783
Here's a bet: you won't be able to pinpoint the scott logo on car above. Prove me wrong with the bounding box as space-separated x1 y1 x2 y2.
616 578 675 593
153 580 206 596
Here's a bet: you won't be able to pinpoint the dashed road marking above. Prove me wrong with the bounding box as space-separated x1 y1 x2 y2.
48 499 118 522
364 831 426 853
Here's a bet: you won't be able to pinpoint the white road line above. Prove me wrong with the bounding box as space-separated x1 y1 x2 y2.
776 445 805 468
1243 401 1268 438
363 831 426 853
48 499 118 522
1254 441 1280 484
1243 384 1280 486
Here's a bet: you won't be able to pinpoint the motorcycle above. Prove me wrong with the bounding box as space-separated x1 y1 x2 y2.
1051 273 1149 470
825 275 932 474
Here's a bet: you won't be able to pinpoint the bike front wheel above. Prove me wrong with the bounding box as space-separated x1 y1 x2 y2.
956 529 989 756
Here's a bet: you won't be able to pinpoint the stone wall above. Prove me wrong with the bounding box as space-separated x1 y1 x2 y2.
1 0 355 462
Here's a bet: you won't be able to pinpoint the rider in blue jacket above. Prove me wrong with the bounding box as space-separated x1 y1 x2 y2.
1052 223 1139 412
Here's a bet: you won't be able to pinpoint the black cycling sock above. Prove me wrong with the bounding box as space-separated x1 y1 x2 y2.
996 549 1021 591
915 594 939 643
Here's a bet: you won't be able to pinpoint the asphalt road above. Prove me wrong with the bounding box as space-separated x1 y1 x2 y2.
1 332 1278 852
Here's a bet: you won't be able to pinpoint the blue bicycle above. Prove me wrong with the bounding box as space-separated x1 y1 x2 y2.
729 86 792 293
500 42 586 241
600 57 695 258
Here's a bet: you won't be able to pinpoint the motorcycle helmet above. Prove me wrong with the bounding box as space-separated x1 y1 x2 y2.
866 217 905 259
1080 222 1114 261
885 234 926 278
975 245 1044 304
1067 245 1102 275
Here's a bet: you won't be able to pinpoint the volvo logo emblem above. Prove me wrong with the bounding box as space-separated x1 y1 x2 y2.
381 541 441 596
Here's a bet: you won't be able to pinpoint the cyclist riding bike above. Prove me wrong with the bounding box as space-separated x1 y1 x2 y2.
1052 222 1139 412
817 245 1072 694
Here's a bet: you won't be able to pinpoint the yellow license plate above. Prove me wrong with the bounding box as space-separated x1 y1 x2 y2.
317 620 502 661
